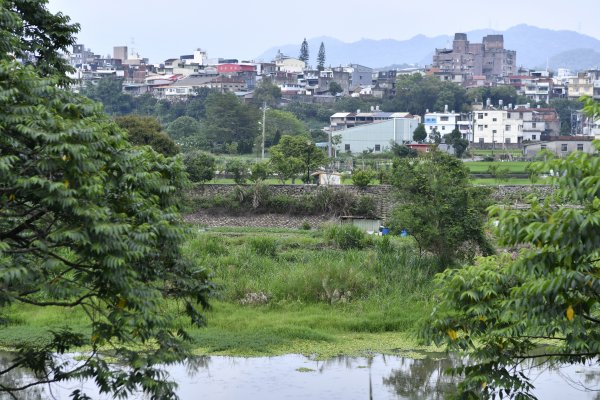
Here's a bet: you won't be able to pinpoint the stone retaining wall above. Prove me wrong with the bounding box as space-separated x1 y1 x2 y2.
188 184 553 224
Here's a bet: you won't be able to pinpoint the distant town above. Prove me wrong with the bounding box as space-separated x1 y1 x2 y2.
67 32 600 156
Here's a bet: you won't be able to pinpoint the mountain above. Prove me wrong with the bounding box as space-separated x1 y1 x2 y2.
255 25 600 71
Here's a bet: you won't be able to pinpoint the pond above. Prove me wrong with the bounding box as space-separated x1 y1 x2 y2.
1 353 599 399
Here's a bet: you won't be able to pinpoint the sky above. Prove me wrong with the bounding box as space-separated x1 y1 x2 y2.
47 0 599 65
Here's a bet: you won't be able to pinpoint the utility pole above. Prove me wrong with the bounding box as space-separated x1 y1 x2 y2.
261 101 267 160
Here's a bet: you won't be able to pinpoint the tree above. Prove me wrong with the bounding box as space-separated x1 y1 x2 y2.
550 98 584 134
249 162 271 183
329 81 343 96
167 116 208 152
82 78 134 115
184 151 216 184
262 109 308 149
391 143 418 158
413 123 427 143
317 42 326 71
387 151 494 265
1 0 79 82
251 79 282 108
299 38 309 63
203 92 259 154
424 132 600 399
269 135 326 184
389 74 467 116
1 37 212 400
225 159 248 184
444 127 469 158
115 115 179 156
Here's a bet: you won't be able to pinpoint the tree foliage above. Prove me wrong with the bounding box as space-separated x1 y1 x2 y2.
184 151 216 184
251 79 282 108
203 92 259 154
115 115 179 156
391 74 467 116
167 116 208 152
82 78 134 115
317 42 326 71
351 169 376 188
269 135 326 184
413 123 427 143
0 2 213 398
444 127 469 158
423 99 600 399
299 38 309 63
388 151 493 265
329 81 343 96
0 0 79 82
0 62 213 398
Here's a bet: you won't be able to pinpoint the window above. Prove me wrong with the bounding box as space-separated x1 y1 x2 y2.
485 125 488 128
532 135 537 140
478 113 483 119
345 144 350 151
505 125 511 131
505 138 511 144
374 144 381 151
492 130 497 134
478 125 483 131
532 122 537 128
561 144 568 152
441 126 445 130
577 143 584 151
492 118 497 122
507 112 512 118
441 116 449 121
479 138 484 144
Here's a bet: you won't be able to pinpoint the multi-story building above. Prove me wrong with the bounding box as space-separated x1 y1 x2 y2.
568 72 594 99
472 109 523 145
431 33 516 84
423 109 473 142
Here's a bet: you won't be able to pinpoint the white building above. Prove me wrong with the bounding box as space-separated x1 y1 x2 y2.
334 118 420 154
473 109 523 144
423 111 473 142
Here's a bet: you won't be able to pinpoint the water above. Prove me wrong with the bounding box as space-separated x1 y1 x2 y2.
1 353 598 399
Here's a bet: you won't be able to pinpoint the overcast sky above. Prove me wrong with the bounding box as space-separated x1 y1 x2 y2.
47 0 598 64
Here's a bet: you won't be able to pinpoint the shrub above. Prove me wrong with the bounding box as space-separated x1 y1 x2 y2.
300 221 311 230
351 169 376 188
225 159 248 184
352 195 377 218
324 224 368 250
184 151 216 184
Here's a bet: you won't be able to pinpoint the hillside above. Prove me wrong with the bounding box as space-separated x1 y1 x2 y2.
256 24 600 71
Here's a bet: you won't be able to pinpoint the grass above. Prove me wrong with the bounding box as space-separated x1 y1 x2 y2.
465 161 531 174
0 226 439 358
471 178 537 185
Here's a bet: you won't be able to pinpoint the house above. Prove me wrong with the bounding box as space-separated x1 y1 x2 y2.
523 136 596 158
274 51 305 74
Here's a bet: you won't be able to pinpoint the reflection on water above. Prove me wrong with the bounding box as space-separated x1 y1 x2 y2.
0 352 598 399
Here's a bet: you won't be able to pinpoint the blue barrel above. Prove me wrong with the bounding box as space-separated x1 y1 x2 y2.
381 228 390 235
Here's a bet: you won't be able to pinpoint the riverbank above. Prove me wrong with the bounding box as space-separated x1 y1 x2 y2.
0 226 438 358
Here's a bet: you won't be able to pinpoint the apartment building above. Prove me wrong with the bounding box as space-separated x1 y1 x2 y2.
473 109 523 144
423 110 473 142
432 33 516 84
